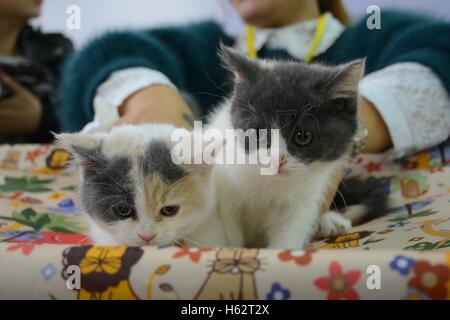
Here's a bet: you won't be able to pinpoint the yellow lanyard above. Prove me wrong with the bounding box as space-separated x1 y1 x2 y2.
245 14 328 63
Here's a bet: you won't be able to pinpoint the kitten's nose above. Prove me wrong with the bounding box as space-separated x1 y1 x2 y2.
138 233 156 242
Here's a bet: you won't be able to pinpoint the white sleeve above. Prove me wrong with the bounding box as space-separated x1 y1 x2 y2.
358 62 450 159
82 67 176 133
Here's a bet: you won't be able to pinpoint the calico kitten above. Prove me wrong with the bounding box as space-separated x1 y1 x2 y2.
56 124 226 247
208 46 388 249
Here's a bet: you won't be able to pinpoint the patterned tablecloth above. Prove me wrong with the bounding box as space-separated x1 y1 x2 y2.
0 142 449 300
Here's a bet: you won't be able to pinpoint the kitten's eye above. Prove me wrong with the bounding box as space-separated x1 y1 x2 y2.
294 130 313 146
114 204 136 219
160 205 180 217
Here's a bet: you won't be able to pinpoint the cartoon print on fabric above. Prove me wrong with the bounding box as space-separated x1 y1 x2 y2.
61 246 144 300
1 150 21 170
32 148 71 175
320 231 374 250
195 248 260 300
391 173 429 199
404 218 450 251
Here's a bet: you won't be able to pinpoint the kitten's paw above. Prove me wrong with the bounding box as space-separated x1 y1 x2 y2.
318 211 352 238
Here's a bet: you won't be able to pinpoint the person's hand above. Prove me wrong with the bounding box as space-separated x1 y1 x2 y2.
0 72 42 135
359 96 393 153
111 85 195 130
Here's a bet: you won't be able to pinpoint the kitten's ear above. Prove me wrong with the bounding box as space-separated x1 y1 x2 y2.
329 59 365 99
54 132 105 171
219 43 260 84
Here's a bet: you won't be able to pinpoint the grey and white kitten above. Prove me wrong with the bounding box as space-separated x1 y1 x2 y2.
56 124 226 247
209 46 387 249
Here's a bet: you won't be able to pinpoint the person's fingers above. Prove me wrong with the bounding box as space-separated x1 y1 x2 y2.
105 121 119 132
106 118 130 131
109 118 125 128
0 72 26 94
0 94 16 109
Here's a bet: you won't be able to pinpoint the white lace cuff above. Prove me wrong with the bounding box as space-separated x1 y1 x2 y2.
359 62 450 159
82 67 176 133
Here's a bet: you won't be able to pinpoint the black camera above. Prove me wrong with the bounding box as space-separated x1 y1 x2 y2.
0 57 53 100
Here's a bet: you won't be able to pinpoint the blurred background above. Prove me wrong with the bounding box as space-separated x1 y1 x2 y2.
34 0 450 48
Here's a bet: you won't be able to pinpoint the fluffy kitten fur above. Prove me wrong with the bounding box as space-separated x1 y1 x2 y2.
56 124 226 247
208 46 386 249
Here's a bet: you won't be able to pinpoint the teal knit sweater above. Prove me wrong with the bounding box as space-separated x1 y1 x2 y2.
60 11 450 132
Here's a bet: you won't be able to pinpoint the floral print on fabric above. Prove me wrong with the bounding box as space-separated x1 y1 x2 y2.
0 140 449 299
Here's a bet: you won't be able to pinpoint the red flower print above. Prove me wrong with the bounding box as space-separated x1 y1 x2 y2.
377 229 394 235
364 161 381 173
0 191 23 200
19 196 42 205
401 160 416 170
278 249 315 266
40 232 91 245
408 237 424 242
408 260 449 300
314 261 361 300
26 147 48 164
7 244 36 256
430 167 444 174
8 231 91 245
172 247 213 263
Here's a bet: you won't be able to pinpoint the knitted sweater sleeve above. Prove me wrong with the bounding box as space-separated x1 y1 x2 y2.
324 11 450 155
59 21 232 132
334 11 450 93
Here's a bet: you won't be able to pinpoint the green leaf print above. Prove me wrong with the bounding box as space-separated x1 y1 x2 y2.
34 214 52 231
21 208 37 220
61 185 77 192
45 214 85 234
388 209 438 222
1 208 85 234
0 176 54 193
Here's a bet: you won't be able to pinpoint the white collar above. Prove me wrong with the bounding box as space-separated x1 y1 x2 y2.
235 13 345 60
